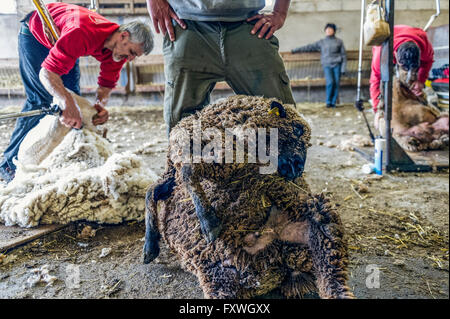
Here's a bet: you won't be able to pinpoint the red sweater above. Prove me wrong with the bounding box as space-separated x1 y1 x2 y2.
370 25 434 112
29 3 126 88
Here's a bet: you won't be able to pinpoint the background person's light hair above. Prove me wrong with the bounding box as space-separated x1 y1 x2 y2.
118 21 153 55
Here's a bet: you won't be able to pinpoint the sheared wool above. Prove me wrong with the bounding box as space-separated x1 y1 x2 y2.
0 94 157 228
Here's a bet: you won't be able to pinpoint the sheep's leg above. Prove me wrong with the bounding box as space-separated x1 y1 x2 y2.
394 134 421 152
432 116 449 147
143 169 176 264
182 164 222 243
305 194 354 299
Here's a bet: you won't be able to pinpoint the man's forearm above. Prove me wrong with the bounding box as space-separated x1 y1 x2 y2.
96 86 112 107
292 42 320 53
39 67 82 128
418 62 433 84
39 68 72 105
273 0 291 17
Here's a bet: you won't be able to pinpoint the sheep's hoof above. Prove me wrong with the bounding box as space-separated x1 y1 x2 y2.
335 291 356 299
143 239 160 264
199 210 222 243
440 134 449 145
203 223 222 243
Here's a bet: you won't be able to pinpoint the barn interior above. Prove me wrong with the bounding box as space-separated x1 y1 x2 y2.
0 0 448 299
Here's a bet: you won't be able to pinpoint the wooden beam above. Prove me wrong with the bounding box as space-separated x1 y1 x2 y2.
0 224 66 253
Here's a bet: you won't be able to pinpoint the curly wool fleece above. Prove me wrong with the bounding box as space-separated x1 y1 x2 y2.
0 99 157 227
145 95 353 299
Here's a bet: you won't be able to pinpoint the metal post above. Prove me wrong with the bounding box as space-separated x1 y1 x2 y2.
89 0 99 12
32 0 60 43
383 0 394 171
356 0 365 103
381 0 420 172
424 0 441 32
355 0 375 142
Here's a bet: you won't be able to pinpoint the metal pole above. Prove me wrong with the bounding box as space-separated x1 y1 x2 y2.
0 110 43 121
31 0 60 42
424 0 440 31
355 0 375 142
89 0 99 12
356 0 365 103
383 0 395 171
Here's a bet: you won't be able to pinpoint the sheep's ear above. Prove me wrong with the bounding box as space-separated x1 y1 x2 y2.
269 101 287 118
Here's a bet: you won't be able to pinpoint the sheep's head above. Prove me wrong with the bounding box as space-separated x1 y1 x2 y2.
169 95 311 180
265 101 311 180
396 64 418 87
395 41 420 87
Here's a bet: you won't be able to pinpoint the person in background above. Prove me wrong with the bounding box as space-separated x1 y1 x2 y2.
291 23 347 109
0 3 153 183
370 25 434 131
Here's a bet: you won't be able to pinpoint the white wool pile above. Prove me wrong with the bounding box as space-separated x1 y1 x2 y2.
338 134 374 151
0 125 157 228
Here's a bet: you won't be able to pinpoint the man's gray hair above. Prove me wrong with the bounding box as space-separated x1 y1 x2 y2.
118 21 154 55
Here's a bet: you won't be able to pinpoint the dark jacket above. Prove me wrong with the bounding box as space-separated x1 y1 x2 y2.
292 36 347 73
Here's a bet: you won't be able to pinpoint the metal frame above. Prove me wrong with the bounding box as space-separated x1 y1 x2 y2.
424 0 441 32
355 0 448 173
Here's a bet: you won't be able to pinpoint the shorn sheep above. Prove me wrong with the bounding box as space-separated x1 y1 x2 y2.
0 92 156 227
391 67 449 152
143 95 354 299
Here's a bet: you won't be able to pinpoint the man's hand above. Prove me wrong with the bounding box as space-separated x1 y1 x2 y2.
373 101 385 135
92 86 111 125
247 0 290 39
410 81 424 97
60 94 82 129
247 11 287 39
39 68 82 129
146 0 186 41
93 104 109 125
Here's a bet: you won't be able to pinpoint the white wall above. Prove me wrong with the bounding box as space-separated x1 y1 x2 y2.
0 0 448 58
0 15 19 59
279 0 449 51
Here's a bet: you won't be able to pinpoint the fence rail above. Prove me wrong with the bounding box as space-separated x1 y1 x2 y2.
0 50 372 96
56 0 148 15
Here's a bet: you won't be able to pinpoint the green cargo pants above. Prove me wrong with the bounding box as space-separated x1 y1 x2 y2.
163 19 295 134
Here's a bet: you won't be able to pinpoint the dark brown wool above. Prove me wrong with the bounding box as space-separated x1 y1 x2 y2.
144 95 354 299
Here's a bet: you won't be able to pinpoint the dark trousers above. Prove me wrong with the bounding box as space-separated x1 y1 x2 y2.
323 65 341 106
1 22 80 171
163 20 295 135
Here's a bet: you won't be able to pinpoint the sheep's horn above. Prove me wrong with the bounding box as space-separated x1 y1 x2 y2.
182 164 222 243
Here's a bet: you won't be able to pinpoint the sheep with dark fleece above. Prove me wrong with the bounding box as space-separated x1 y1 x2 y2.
143 95 354 299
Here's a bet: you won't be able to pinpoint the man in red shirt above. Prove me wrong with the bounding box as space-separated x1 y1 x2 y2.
370 25 434 130
0 3 153 182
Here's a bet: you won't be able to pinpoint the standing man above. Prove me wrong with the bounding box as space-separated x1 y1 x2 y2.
291 23 347 108
0 3 153 182
146 0 296 134
370 25 434 131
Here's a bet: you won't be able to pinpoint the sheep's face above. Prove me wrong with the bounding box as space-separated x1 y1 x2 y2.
396 64 418 87
267 102 311 180
168 96 311 180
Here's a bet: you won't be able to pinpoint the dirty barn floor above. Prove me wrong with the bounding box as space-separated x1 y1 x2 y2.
0 101 448 299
